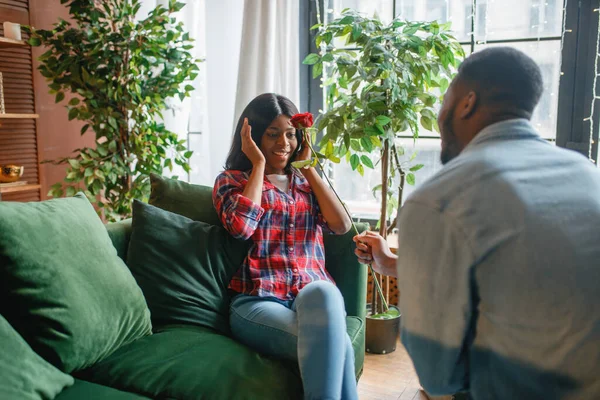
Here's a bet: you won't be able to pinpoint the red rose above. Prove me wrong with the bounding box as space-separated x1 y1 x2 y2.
290 112 314 129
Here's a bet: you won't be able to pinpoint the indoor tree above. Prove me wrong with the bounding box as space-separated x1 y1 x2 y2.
303 9 464 315
25 0 201 221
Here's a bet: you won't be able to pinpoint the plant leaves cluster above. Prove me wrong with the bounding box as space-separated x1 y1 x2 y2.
303 9 463 221
26 0 201 221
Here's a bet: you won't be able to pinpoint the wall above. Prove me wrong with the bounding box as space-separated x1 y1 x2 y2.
29 0 93 200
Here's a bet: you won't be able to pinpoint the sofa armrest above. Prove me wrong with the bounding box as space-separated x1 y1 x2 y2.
324 222 369 320
106 218 133 261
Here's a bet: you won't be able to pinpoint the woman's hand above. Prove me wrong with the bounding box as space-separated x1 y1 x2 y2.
296 131 311 162
241 118 266 167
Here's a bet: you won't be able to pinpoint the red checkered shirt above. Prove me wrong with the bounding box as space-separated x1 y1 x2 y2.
213 169 334 300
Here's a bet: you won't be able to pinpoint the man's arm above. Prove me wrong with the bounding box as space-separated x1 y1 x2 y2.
396 201 476 396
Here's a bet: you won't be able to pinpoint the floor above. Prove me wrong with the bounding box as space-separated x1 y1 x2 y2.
357 339 452 400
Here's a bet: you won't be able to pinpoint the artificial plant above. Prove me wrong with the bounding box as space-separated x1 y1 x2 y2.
25 0 201 221
302 9 464 315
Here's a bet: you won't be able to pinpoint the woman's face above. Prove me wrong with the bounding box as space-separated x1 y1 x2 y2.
260 115 298 175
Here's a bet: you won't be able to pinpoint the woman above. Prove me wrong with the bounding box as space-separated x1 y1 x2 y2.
212 93 357 400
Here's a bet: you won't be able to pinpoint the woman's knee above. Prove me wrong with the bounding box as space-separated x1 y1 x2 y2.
297 280 345 311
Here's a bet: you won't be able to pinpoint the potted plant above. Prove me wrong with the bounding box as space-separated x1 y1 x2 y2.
302 9 464 353
25 0 201 221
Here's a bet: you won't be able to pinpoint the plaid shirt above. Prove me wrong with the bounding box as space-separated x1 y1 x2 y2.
213 169 334 300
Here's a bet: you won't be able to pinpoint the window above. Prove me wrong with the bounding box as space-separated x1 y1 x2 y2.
300 0 600 219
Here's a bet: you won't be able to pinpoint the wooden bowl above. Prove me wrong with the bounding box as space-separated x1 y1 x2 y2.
0 165 25 183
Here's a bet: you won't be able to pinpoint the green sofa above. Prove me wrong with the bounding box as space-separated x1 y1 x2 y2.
0 176 368 400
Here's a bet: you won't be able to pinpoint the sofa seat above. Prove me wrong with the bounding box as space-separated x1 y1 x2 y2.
76 318 363 400
55 380 150 399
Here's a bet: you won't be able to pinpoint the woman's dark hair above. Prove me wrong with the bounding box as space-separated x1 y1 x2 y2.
225 93 302 172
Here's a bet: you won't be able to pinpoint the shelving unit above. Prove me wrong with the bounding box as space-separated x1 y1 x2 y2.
0 37 27 48
0 113 39 119
1 3 42 202
0 183 40 194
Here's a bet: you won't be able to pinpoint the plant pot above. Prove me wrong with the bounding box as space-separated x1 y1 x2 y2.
365 305 401 354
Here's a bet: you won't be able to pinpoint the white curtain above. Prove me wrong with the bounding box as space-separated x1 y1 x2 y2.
233 0 300 124
137 0 211 184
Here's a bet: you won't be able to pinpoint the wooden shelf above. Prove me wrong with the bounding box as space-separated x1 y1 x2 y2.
0 113 39 119
0 37 28 49
0 184 41 194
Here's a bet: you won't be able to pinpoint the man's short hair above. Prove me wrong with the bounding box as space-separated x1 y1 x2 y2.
456 47 544 118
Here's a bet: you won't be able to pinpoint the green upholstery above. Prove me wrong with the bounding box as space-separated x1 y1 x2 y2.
127 200 248 335
55 380 150 400
0 194 152 373
0 313 74 400
149 173 221 225
76 325 303 400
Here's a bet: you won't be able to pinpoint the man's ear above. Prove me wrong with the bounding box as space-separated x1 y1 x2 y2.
458 91 478 120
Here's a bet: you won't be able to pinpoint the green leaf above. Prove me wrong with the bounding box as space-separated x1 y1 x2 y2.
351 24 362 40
420 116 433 131
370 136 382 148
55 92 65 103
68 108 78 121
361 155 374 169
184 150 193 158
81 124 90 135
360 136 373 152
410 164 424 172
292 159 312 169
325 141 334 157
312 62 323 79
69 97 80 106
364 126 378 136
339 15 355 25
375 115 392 126
350 154 360 170
65 186 76 197
28 37 42 47
322 53 334 62
67 159 80 169
406 173 416 185
357 163 365 176
302 53 320 65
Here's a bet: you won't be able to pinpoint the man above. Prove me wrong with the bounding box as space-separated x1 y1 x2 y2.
354 47 600 399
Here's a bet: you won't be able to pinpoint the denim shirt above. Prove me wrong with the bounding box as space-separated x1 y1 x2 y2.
395 119 600 399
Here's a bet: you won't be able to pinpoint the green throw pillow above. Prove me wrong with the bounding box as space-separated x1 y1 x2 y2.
0 313 74 400
0 194 152 373
149 173 221 225
127 200 248 334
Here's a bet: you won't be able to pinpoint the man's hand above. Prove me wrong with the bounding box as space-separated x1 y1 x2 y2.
353 231 398 277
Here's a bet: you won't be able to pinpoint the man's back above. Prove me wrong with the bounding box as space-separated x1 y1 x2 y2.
396 119 600 399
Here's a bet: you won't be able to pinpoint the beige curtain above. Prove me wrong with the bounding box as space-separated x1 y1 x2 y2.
233 0 300 124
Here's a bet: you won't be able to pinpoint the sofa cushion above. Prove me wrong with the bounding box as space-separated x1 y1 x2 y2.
55 380 150 400
149 173 221 225
77 324 303 400
0 313 74 400
0 194 152 373
127 200 248 334
346 315 365 378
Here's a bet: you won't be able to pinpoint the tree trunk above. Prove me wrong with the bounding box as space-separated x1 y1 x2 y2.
371 139 390 315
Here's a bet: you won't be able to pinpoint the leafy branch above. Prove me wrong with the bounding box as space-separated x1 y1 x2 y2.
26 0 202 221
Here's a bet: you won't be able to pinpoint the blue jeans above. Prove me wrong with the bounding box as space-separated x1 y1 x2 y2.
230 280 358 400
